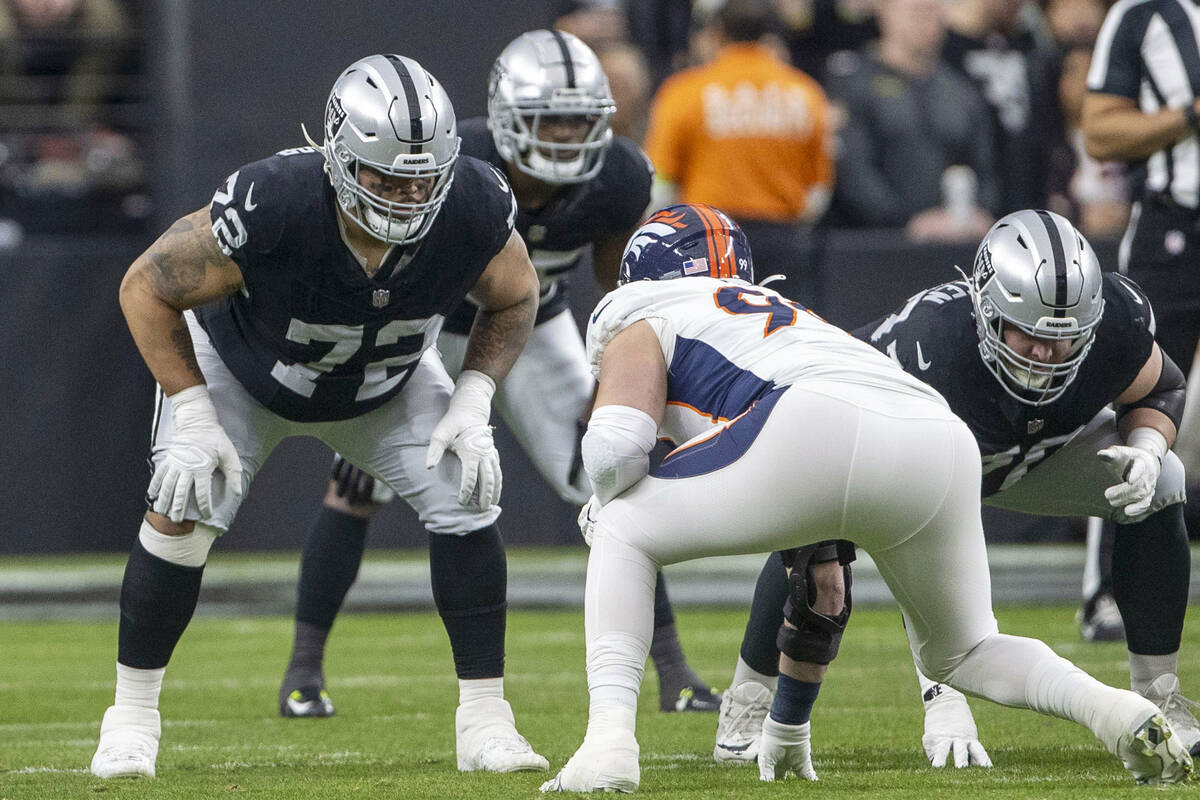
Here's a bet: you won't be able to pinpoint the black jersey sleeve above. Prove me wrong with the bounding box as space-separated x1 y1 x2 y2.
449 154 518 264
851 280 974 375
597 136 654 231
207 148 319 262
1094 271 1157 384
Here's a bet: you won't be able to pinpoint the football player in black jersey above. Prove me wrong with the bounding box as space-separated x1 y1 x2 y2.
277 30 721 722
89 54 548 779
713 209 1200 766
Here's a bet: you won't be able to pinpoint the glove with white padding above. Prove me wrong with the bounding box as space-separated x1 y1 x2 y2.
148 385 243 523
577 495 602 547
1098 427 1167 518
921 681 992 768
425 370 501 510
758 715 818 782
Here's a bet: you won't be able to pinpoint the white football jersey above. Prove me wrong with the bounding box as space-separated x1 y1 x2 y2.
586 277 947 445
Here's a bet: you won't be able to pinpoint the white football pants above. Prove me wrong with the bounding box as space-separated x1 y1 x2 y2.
585 380 1154 747
147 313 499 535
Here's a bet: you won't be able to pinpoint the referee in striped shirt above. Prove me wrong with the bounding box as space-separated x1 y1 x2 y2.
1081 0 1200 755
1084 0 1200 445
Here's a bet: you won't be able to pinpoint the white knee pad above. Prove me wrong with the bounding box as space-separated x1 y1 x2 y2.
139 520 219 568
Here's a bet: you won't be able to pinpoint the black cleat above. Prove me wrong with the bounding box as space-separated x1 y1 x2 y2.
664 684 723 713
280 686 335 718
1077 592 1126 643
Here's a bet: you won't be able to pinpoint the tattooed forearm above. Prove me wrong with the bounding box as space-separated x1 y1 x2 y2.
167 314 205 384
463 289 537 378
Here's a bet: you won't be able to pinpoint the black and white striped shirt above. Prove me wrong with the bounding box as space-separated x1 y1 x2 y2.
1088 0 1200 208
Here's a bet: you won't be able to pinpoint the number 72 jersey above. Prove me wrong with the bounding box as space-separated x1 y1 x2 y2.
194 148 515 422
585 276 945 447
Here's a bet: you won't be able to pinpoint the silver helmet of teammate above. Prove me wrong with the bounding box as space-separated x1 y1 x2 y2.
968 208 1105 406
488 29 616 184
310 54 460 245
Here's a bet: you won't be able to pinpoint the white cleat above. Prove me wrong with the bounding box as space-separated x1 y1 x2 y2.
90 705 160 778
539 729 640 793
713 681 772 764
1141 673 1200 756
1115 712 1193 785
455 697 549 773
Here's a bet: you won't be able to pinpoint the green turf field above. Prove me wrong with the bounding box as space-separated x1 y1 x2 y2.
2 602 1195 799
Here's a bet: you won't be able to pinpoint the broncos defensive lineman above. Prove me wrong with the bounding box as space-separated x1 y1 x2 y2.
278 30 720 721
540 203 1191 792
714 209 1199 769
88 54 548 778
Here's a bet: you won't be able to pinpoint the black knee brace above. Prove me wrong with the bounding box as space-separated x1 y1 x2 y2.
775 540 855 665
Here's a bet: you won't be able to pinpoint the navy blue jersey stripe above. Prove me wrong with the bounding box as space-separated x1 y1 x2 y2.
653 386 786 480
1035 209 1068 314
385 55 424 154
667 336 775 422
550 29 576 88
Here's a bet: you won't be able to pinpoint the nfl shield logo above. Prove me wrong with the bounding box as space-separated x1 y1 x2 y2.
372 289 390 308
1027 419 1044 434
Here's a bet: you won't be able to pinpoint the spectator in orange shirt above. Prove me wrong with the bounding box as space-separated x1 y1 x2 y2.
643 0 833 304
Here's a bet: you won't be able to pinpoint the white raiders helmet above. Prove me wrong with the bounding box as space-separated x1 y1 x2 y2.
488 29 616 184
968 208 1105 406
309 54 460 245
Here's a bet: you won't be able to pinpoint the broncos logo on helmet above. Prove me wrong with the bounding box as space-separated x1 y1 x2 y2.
618 204 754 286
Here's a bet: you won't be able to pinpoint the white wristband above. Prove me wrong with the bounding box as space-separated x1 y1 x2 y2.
449 370 496 419
1127 427 1168 461
169 384 218 424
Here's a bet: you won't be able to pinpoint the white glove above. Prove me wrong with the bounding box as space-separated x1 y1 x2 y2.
148 385 243 523
921 683 992 768
425 370 501 509
1098 428 1167 518
757 716 818 782
577 495 602 546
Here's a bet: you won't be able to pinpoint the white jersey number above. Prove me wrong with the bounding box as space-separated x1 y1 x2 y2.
269 318 435 401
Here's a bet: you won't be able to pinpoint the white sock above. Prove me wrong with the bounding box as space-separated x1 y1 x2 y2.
458 677 503 706
114 662 165 709
586 703 637 737
731 655 778 693
1130 653 1179 694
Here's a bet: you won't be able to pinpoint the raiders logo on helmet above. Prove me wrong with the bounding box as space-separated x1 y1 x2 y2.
974 245 995 292
325 95 346 138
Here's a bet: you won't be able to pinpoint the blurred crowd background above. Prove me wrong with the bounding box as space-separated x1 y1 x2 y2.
0 0 1128 245
0 0 1157 553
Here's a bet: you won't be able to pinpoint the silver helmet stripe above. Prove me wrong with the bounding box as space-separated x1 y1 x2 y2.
384 54 424 153
1033 209 1068 315
549 29 577 88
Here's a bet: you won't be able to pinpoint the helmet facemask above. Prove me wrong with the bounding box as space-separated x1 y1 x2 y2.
326 139 459 245
488 30 616 185
967 209 1105 406
974 297 1101 405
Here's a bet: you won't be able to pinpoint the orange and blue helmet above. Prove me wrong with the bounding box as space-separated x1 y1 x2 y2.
618 203 754 286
